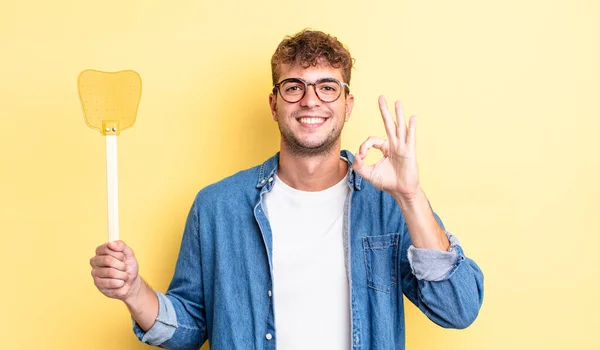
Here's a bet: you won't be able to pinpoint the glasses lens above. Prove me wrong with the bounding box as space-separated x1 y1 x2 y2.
280 79 305 103
315 79 341 102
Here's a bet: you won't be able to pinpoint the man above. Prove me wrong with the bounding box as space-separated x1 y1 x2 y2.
90 29 484 349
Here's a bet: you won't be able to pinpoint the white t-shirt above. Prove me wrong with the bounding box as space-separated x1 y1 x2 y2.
264 173 350 349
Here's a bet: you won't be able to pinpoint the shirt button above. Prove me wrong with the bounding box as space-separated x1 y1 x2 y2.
266 333 272 340
268 177 273 183
268 290 272 297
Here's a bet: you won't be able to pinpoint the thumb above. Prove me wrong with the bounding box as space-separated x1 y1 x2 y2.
122 243 136 260
107 240 125 252
353 151 372 181
107 240 135 259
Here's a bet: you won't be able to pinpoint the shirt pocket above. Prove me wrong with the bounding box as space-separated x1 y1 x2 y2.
363 233 400 293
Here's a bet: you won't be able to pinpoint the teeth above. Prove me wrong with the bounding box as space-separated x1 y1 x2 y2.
299 117 325 124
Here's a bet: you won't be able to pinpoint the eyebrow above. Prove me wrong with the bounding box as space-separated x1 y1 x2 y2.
281 77 340 83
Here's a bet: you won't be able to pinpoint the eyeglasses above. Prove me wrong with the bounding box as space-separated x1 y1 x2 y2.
273 77 350 103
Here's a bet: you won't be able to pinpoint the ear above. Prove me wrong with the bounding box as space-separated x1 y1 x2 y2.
269 93 278 121
344 94 354 122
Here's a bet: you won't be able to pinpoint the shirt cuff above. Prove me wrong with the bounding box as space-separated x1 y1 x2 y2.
132 291 178 346
407 231 464 281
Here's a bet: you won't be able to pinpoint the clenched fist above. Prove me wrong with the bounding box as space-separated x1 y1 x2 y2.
90 240 142 303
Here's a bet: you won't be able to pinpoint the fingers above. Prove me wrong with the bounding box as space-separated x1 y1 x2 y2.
378 96 398 145
106 240 127 253
395 100 406 144
358 136 387 158
90 254 127 270
354 136 389 183
90 259 129 293
353 151 386 191
352 149 372 179
407 115 416 149
90 241 138 300
91 267 129 282
121 243 136 260
380 96 415 149
406 115 417 150
109 240 136 261
95 241 128 261
93 276 126 289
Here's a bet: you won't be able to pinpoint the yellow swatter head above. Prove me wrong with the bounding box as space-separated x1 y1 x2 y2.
78 69 142 135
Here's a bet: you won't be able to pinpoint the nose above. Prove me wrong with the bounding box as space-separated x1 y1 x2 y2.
299 83 321 108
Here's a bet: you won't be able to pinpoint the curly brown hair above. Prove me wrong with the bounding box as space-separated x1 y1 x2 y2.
271 29 354 86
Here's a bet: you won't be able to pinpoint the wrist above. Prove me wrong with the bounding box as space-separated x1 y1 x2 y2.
124 276 146 311
124 276 160 332
392 186 424 210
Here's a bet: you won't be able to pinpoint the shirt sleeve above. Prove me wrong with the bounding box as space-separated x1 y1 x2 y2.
399 210 484 329
132 291 178 345
406 231 462 281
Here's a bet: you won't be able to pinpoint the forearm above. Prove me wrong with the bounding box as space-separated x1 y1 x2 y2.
125 277 159 332
413 255 484 328
393 187 449 251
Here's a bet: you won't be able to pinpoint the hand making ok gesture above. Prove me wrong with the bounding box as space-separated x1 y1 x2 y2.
353 96 421 201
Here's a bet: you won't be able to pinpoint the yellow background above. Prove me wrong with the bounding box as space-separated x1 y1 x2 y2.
1 0 598 349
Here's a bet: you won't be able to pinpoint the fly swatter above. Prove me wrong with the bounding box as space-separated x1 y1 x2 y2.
78 69 142 242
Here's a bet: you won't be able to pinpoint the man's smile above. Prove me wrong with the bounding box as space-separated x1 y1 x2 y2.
297 116 328 127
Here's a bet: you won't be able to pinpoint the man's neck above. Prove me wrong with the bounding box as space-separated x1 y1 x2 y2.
277 146 347 192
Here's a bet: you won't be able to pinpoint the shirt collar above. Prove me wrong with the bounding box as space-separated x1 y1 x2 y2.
256 150 363 191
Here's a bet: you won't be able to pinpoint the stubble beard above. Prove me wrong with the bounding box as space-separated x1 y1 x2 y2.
277 108 344 157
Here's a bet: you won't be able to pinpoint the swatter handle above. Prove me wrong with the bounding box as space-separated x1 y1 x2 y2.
106 135 120 242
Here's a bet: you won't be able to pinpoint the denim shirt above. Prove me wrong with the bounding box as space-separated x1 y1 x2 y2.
133 150 484 349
